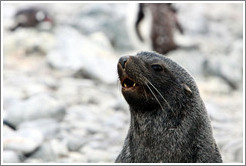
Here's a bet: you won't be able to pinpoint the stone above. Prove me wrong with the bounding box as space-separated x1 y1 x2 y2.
3 28 55 56
50 139 68 157
18 118 60 139
198 77 232 95
46 26 118 84
65 135 86 152
202 54 242 90
3 128 44 155
80 146 113 163
24 158 44 163
27 141 56 162
74 3 133 52
5 93 66 126
2 150 21 163
67 152 88 163
168 49 206 77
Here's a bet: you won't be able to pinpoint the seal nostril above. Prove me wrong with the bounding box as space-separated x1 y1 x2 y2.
119 56 129 69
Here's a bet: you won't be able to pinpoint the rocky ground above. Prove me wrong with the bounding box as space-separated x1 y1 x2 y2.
2 2 244 163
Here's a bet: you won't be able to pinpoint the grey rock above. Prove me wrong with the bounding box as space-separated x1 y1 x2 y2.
206 102 232 122
3 150 21 163
54 77 99 106
65 135 86 152
80 146 113 163
74 3 133 52
46 26 118 84
27 141 56 162
3 28 55 57
168 49 206 77
198 77 232 95
3 128 44 154
57 152 88 163
24 158 44 163
28 139 69 161
50 139 68 157
18 118 60 139
5 93 66 126
202 54 242 89
67 152 88 163
177 4 209 35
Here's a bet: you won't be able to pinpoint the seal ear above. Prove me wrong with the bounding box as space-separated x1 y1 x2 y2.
183 84 192 96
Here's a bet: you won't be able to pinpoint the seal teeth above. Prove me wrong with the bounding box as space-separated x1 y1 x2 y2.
122 78 137 88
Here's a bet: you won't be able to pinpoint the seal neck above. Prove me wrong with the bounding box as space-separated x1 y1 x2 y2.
129 107 180 135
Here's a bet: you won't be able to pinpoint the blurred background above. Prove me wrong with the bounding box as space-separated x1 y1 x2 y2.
2 2 244 163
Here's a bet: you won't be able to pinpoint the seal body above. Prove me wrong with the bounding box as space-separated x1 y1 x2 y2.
116 51 222 163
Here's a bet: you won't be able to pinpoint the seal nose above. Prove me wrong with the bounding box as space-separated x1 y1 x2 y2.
119 56 130 69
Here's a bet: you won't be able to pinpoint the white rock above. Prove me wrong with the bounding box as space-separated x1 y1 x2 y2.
2 150 21 163
50 139 68 157
67 152 88 163
5 93 66 126
24 158 43 163
168 49 206 77
203 54 242 89
46 26 118 84
18 118 60 139
75 3 133 52
80 146 113 163
64 134 86 151
27 141 56 162
3 128 43 154
3 28 55 56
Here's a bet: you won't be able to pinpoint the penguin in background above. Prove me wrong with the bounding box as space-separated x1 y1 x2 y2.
9 7 53 31
127 3 184 55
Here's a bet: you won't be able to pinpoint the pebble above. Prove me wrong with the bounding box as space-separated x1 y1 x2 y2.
3 128 44 155
65 135 86 151
18 118 60 139
80 146 112 163
27 141 56 162
50 139 69 157
3 150 21 163
67 152 88 163
46 26 118 85
6 93 66 127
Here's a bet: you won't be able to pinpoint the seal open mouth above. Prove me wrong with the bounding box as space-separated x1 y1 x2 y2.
122 78 138 89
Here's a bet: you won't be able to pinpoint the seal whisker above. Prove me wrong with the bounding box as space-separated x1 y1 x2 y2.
143 77 174 113
142 86 148 101
144 82 165 112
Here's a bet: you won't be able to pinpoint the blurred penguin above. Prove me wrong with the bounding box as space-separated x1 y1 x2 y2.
127 3 184 55
9 7 53 31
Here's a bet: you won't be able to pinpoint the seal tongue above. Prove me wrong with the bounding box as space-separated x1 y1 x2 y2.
122 78 136 88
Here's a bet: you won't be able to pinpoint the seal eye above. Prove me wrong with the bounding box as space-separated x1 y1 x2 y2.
151 64 163 72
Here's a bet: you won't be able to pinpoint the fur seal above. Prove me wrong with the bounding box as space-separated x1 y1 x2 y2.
115 51 222 163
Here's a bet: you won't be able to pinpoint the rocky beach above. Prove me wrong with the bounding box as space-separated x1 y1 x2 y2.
2 2 244 163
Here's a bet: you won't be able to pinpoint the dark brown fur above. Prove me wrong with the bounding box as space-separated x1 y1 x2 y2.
115 51 222 163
